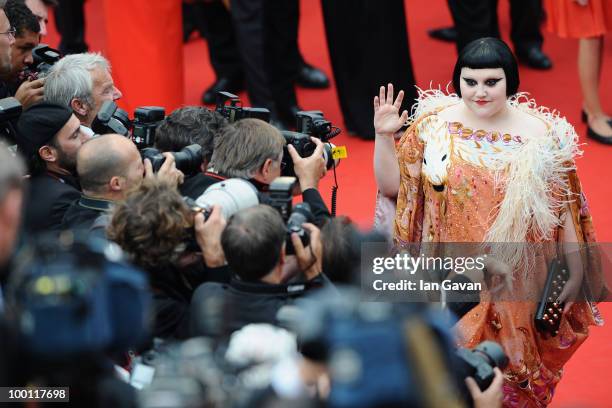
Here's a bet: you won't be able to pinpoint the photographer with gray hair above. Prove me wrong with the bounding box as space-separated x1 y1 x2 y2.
209 118 331 224
44 52 122 128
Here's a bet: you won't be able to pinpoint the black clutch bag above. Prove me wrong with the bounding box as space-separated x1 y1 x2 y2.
534 258 569 336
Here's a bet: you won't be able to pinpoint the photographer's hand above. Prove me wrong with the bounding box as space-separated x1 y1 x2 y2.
287 137 327 191
291 223 323 280
465 367 504 408
195 205 227 268
156 153 185 186
14 78 45 109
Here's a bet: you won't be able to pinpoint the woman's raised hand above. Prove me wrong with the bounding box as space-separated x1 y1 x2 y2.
374 83 409 136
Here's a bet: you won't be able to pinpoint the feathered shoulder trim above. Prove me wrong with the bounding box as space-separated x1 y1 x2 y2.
408 87 583 269
408 86 461 123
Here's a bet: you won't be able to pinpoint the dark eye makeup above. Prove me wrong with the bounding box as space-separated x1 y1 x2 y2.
462 77 503 87
485 78 502 86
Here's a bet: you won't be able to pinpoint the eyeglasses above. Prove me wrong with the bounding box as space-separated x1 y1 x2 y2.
0 27 16 38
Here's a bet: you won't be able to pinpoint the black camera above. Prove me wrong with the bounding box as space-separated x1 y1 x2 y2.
281 130 338 178
215 91 271 123
285 202 314 255
0 97 23 143
296 110 333 138
91 100 131 136
22 44 61 80
140 144 202 176
0 97 22 122
455 341 508 391
281 110 341 177
91 101 166 151
267 176 297 220
132 106 165 150
265 177 313 255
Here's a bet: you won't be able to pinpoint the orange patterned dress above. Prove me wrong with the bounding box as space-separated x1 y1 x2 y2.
375 91 605 407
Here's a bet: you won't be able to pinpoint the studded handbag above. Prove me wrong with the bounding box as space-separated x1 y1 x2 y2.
534 258 569 336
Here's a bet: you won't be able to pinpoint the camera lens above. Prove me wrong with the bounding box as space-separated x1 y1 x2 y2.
195 178 259 220
173 144 202 176
473 341 509 369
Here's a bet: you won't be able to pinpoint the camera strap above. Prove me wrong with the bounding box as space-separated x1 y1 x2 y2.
204 171 226 182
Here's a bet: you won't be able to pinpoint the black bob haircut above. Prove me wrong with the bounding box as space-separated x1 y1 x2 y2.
452 37 520 98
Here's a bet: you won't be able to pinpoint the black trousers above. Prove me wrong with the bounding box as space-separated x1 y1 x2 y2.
447 0 544 53
190 1 244 81
54 0 88 54
230 0 300 116
321 0 417 139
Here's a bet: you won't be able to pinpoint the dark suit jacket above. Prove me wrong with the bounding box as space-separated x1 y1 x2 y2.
22 171 81 234
190 275 327 337
61 195 113 232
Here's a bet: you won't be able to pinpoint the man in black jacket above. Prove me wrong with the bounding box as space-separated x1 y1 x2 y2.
190 204 325 338
0 1 15 101
152 106 228 200
107 179 229 339
0 143 25 288
61 133 183 232
16 102 90 233
3 0 44 110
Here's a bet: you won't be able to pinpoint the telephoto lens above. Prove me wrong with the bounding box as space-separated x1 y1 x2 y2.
140 144 203 176
195 178 260 220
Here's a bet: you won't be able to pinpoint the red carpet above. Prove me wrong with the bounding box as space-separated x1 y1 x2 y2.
43 0 611 406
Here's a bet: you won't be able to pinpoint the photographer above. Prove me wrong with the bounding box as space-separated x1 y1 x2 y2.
16 102 90 233
0 142 24 281
44 52 122 129
209 118 330 224
24 0 52 36
0 0 15 99
190 204 325 338
107 178 228 339
152 106 228 198
61 133 184 232
3 0 43 109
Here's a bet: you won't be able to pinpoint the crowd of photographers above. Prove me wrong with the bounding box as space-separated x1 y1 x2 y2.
0 1 506 407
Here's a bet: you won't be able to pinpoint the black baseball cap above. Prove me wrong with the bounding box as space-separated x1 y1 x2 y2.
16 102 74 157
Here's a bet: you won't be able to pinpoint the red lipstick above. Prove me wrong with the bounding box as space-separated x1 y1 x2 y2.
475 100 489 106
